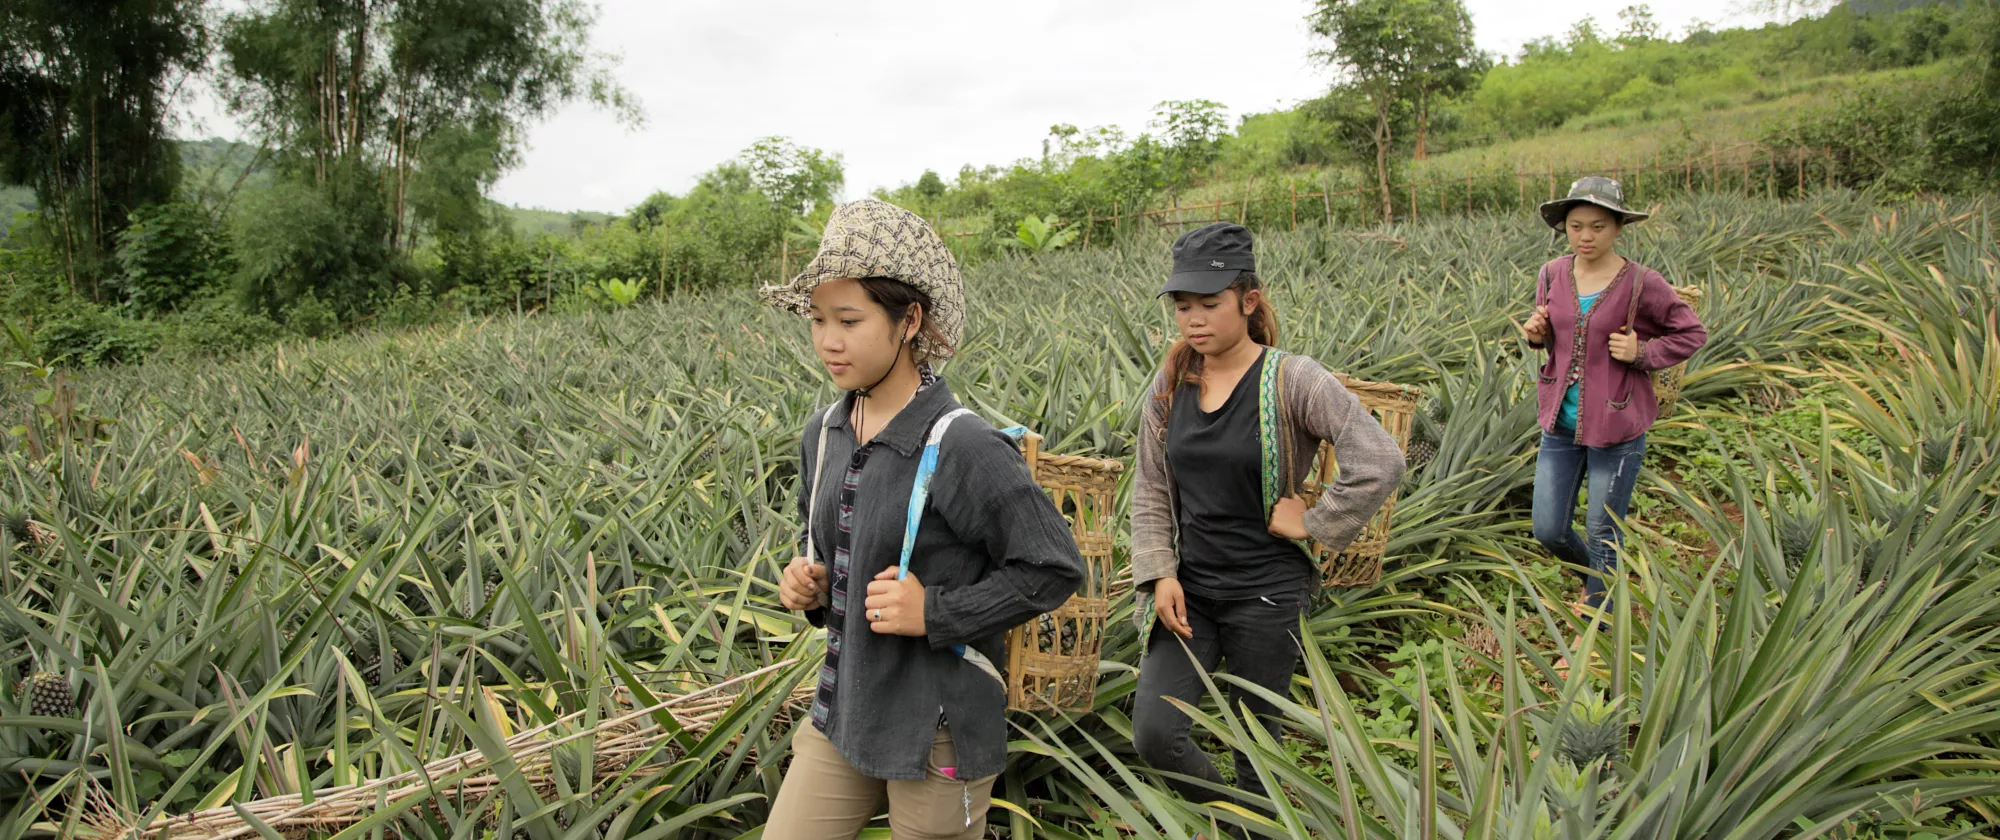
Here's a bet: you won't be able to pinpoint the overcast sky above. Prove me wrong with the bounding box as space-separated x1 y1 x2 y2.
184 0 1765 215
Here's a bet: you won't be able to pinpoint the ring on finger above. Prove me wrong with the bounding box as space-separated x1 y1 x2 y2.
871 609 882 622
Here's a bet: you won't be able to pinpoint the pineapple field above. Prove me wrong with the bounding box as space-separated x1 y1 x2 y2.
2 189 1998 839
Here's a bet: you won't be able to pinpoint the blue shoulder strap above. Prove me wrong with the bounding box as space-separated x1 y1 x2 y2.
900 408 1028 659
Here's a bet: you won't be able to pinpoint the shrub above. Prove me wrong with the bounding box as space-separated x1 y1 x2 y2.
284 292 340 340
155 292 284 357
31 302 160 366
112 201 230 314
232 171 396 320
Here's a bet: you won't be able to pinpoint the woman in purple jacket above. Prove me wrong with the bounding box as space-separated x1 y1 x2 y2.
1520 177 1707 616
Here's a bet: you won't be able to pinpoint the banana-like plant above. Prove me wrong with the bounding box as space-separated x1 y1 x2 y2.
1008 214 1079 253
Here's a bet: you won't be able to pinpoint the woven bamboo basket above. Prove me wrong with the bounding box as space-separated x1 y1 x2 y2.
1651 285 1704 413
1002 432 1123 714
1298 375 1420 588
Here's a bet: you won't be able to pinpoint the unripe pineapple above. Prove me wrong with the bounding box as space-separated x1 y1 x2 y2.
1555 691 1626 769
1921 436 1955 476
3 509 30 547
1777 504 1818 565
20 671 75 719
456 428 477 450
1406 400 1445 472
730 514 750 548
356 638 400 689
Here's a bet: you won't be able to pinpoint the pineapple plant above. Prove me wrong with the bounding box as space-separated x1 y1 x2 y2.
1407 398 1446 472
19 670 74 719
355 635 400 689
484 569 503 605
3 509 30 548
0 621 28 678
1777 502 1819 567
1554 691 1627 769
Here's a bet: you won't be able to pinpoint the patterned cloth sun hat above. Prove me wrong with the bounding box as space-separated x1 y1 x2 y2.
760 199 965 362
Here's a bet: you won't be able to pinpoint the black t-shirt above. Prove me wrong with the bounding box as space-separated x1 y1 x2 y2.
1166 349 1314 600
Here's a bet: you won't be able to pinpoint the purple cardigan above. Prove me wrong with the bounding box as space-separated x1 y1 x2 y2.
1529 255 1708 447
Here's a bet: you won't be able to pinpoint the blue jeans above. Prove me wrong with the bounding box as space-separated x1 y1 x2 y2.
1533 431 1646 611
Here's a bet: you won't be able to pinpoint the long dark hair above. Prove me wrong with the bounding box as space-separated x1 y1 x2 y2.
1156 272 1280 400
856 277 951 362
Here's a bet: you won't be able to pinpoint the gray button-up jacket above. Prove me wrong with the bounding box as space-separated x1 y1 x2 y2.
794 378 1084 781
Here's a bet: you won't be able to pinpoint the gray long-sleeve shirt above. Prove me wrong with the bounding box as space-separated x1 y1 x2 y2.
1130 351 1407 597
792 378 1084 781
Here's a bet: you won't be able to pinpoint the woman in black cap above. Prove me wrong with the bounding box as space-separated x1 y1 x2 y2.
1128 221 1406 823
1520 177 1706 617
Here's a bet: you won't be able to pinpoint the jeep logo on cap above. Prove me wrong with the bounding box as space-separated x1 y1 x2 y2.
1210 260 1225 268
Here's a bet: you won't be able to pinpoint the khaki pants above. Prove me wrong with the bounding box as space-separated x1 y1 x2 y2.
765 722 996 839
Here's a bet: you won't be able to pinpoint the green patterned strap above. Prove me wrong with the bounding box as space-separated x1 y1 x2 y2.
1257 349 1291 515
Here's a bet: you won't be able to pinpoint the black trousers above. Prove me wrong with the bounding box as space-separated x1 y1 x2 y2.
1132 587 1309 810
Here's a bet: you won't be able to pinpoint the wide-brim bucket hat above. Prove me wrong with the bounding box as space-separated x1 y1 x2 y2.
1538 176 1650 230
760 199 964 362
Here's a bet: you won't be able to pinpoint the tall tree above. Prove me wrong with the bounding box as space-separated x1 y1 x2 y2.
1150 99 1229 194
220 0 635 312
1310 0 1485 218
0 0 209 295
740 136 843 216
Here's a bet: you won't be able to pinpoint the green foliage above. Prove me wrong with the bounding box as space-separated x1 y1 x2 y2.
219 0 635 293
27 301 161 366
1762 68 2000 193
1151 99 1231 190
152 292 285 357
1006 215 1078 253
598 277 645 307
283 292 340 339
0 0 207 290
1464 4 1986 137
112 202 231 314
231 173 398 319
740 136 845 215
915 169 946 199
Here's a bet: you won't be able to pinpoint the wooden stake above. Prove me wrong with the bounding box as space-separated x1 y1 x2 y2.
1321 172 1333 226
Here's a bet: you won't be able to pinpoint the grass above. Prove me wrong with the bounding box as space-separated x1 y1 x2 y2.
0 188 1995 838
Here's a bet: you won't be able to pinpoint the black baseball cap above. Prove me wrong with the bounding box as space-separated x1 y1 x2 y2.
1158 222 1256 297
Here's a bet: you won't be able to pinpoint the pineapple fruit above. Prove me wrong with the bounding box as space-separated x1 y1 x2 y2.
20 671 75 719
1556 690 1627 769
1406 399 1446 472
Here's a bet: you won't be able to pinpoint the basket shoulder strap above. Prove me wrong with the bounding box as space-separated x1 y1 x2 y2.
1624 265 1644 331
803 403 839 564
901 407 1027 670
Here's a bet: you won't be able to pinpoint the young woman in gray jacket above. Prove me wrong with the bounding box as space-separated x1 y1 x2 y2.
760 200 1084 840
1129 223 1406 823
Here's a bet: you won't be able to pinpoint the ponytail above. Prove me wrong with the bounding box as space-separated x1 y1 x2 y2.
1156 272 1281 402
